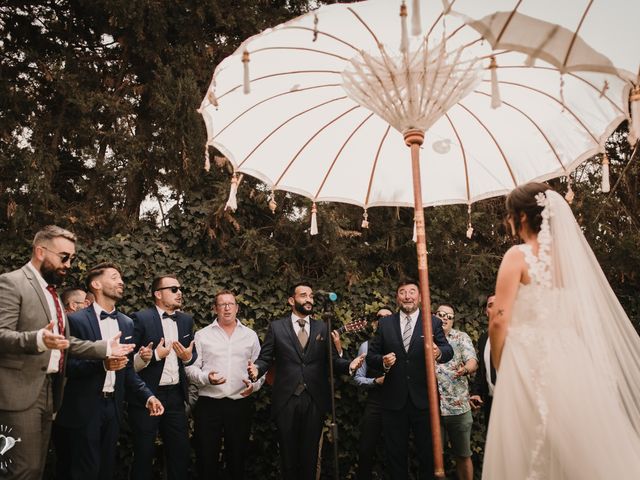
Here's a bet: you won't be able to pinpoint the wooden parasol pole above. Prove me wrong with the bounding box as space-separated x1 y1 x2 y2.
404 128 445 478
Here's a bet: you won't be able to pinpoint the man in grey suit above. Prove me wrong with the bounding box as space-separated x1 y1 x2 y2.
0 225 134 480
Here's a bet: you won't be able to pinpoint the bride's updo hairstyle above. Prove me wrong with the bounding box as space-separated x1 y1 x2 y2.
505 182 551 234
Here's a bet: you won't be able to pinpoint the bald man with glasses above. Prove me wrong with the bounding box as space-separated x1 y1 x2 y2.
128 275 197 480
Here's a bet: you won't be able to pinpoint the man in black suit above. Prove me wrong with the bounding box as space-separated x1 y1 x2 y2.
366 279 453 480
128 274 196 480
248 282 364 480
55 262 164 480
470 295 497 428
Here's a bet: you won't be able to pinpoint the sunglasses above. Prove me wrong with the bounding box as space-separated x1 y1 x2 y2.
155 286 182 294
436 311 455 321
41 246 77 264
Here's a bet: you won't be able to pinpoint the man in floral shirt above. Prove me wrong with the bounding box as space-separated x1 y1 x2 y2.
435 304 478 480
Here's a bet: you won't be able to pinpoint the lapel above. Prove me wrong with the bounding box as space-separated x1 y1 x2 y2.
284 316 304 359
306 318 321 357
151 308 164 342
390 312 404 352
408 311 424 352
21 265 51 326
86 307 103 341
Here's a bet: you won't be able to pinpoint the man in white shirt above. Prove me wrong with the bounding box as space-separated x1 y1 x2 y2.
186 290 263 480
54 262 163 480
0 226 134 480
470 295 497 428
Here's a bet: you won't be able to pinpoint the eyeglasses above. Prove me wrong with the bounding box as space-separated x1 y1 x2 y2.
155 286 182 294
216 302 237 309
40 246 76 264
436 311 455 321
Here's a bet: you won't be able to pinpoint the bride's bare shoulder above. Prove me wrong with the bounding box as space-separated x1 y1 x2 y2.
503 245 526 263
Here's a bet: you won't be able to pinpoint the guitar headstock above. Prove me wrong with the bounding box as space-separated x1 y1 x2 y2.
339 319 368 334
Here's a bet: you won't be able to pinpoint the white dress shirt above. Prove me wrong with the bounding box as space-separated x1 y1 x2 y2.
31 262 64 373
93 303 118 393
186 319 263 400
156 307 180 386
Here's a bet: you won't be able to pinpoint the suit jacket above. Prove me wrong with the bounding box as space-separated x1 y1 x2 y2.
470 331 496 401
0 264 108 412
366 311 453 411
55 307 153 428
128 307 196 404
255 316 350 418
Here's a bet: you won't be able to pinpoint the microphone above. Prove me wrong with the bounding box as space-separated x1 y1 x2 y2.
315 290 338 302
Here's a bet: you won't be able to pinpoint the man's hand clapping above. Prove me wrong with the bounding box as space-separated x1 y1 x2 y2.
103 356 128 371
208 371 226 385
138 342 154 362
173 340 194 363
109 332 135 357
155 338 172 360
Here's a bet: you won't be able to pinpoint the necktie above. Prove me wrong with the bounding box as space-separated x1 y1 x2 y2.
162 312 177 321
45 285 65 371
402 315 413 352
297 318 308 349
100 310 118 320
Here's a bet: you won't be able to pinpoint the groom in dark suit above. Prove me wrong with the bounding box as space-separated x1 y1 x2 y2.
128 275 196 480
55 262 164 480
248 282 364 480
367 279 453 480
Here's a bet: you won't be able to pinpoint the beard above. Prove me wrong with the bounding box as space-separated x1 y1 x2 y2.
40 259 66 285
103 285 124 301
294 300 314 315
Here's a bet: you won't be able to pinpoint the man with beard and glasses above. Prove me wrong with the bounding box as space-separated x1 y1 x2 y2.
0 226 135 480
55 262 164 480
248 282 365 480
128 275 196 480
367 279 453 480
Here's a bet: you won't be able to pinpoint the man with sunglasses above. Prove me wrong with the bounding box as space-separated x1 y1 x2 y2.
127 275 196 480
0 225 135 480
434 304 478 480
129 275 197 480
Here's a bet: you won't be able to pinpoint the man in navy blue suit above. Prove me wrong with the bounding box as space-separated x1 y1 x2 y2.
367 279 453 480
55 262 164 480
128 275 196 480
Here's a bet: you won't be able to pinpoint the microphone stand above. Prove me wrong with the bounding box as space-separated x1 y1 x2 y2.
319 295 340 479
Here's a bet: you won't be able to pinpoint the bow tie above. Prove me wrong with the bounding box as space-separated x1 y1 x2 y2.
100 310 118 320
162 312 177 321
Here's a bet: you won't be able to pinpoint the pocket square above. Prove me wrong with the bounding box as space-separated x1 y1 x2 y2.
182 334 190 338
124 336 132 340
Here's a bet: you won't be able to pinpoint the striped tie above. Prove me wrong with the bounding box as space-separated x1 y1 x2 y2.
402 315 412 352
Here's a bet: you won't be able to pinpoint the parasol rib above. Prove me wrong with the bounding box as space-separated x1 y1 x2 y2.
488 79 600 142
273 105 361 188
494 0 524 45
237 96 349 169
283 26 360 53
217 70 341 101
443 113 472 203
562 0 594 71
456 102 518 187
251 46 350 62
314 112 375 199
213 84 341 140
497 65 625 114
364 124 392 208
474 91 567 172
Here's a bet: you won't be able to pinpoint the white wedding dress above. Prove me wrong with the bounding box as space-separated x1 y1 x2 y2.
482 191 640 480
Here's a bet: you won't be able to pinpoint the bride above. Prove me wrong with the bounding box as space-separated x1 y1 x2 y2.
482 182 640 479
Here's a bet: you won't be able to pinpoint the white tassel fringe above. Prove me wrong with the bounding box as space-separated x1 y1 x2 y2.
310 203 318 235
489 56 501 109
225 174 240 211
242 50 250 94
411 0 421 36
601 155 610 193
